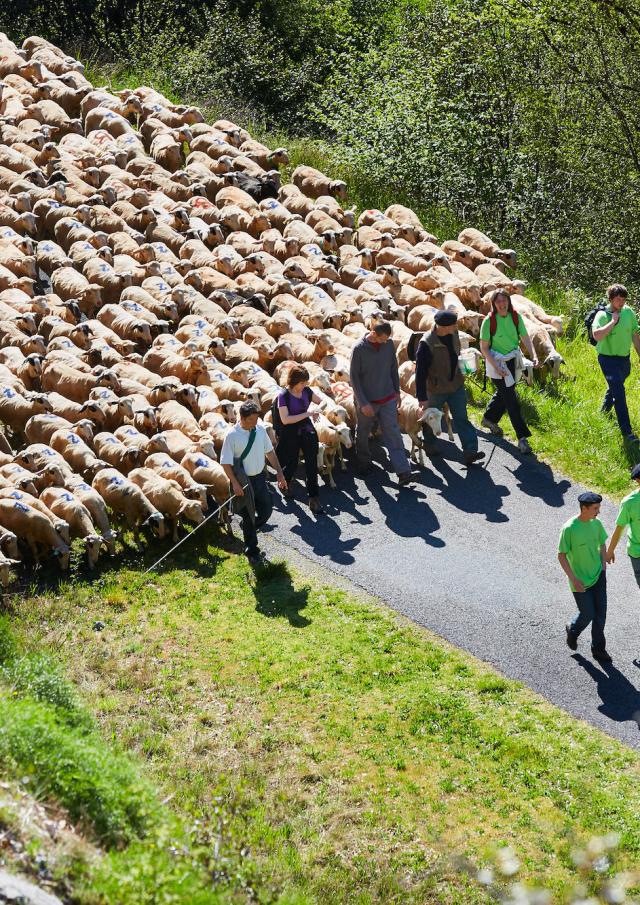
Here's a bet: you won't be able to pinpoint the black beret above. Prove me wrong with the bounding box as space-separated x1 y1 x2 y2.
577 491 602 505
434 309 458 326
632 464 640 480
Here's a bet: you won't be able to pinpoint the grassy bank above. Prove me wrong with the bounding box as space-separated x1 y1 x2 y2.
3 533 639 903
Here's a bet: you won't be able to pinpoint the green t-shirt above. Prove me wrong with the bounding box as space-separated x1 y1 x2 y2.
594 305 639 356
616 488 640 558
480 312 527 355
558 516 607 591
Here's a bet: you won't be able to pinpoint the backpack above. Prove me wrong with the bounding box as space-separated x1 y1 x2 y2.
584 300 608 346
489 309 520 336
407 331 425 362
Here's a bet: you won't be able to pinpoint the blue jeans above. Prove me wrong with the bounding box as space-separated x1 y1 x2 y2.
598 353 632 435
241 472 273 557
569 570 607 652
422 385 477 453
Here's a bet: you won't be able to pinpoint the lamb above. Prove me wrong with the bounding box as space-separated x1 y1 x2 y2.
93 431 145 474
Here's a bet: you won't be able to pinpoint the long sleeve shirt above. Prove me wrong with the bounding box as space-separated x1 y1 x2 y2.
349 337 399 408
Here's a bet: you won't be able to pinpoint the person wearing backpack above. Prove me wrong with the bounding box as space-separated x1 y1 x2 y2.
479 289 538 454
591 284 640 443
274 364 324 514
220 400 287 566
415 309 485 465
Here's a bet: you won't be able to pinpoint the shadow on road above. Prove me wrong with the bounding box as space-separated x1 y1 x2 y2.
573 654 640 729
274 493 361 565
423 447 510 524
504 459 571 508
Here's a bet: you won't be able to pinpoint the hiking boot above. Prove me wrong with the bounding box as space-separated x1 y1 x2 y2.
481 417 503 437
565 624 578 651
398 471 413 487
517 437 532 455
625 433 639 444
463 450 486 466
591 647 612 663
309 497 324 514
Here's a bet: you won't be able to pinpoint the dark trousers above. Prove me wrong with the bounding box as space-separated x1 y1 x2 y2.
569 570 607 652
241 472 272 557
276 427 320 497
598 353 632 436
484 358 531 439
630 555 640 589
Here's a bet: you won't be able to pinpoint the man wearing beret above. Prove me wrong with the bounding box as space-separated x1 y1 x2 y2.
415 309 485 466
606 463 640 587
558 491 611 662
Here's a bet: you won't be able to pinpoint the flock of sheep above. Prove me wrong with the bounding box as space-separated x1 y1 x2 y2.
0 31 566 586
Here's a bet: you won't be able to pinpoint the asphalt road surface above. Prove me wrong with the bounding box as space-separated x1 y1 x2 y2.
263 431 640 749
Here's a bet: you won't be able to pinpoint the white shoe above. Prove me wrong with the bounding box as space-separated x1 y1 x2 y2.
518 438 532 455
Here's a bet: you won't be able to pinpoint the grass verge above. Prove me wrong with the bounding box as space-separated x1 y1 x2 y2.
3 532 640 903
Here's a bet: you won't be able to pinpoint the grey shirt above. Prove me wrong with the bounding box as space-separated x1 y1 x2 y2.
349 336 400 408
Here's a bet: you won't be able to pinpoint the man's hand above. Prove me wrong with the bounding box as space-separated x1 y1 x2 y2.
361 404 374 417
277 472 288 492
612 311 620 325
573 578 585 593
531 357 539 368
232 480 244 498
310 410 320 422
606 549 616 564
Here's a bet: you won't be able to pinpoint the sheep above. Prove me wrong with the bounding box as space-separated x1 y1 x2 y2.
92 467 166 541
0 498 70 569
128 467 204 542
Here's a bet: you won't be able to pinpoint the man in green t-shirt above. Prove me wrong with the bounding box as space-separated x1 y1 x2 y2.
606 463 640 588
558 491 610 662
592 283 640 442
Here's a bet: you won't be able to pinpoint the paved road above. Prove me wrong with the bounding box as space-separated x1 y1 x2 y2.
264 432 640 749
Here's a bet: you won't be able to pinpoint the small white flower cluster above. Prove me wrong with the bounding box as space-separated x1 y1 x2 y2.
474 835 638 905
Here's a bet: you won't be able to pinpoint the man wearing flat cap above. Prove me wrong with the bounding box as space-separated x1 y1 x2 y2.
606 464 640 588
415 309 485 466
558 491 611 662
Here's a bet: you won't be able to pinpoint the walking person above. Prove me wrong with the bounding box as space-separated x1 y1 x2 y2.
592 284 640 443
479 289 538 454
220 400 287 566
415 309 485 465
606 464 640 587
558 491 611 663
350 321 412 485
275 364 324 514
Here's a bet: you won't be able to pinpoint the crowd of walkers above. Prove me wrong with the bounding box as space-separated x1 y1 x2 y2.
222 283 640 665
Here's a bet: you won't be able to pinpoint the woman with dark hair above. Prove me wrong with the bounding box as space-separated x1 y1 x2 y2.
479 289 538 454
275 364 324 513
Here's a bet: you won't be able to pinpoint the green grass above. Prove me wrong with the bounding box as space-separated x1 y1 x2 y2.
4 533 640 902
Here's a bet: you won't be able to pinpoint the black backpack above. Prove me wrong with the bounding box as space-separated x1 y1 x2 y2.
584 300 608 346
407 331 425 362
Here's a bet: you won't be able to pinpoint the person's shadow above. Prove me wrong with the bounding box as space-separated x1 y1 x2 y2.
426 447 510 523
364 469 445 547
573 654 640 728
505 459 571 508
284 499 361 565
251 560 311 627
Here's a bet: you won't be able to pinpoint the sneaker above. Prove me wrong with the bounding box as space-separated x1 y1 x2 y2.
591 647 612 663
517 437 532 455
481 417 503 437
565 624 578 651
398 471 413 487
625 433 639 444
463 450 486 466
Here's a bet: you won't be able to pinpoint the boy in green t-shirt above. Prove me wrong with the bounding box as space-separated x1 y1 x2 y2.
592 283 640 442
558 491 610 662
606 463 640 588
